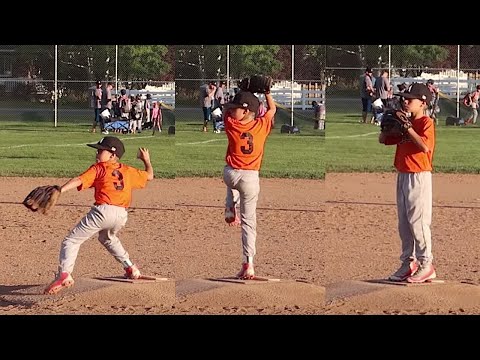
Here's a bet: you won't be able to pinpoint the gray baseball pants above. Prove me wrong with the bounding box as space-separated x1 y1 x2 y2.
58 204 131 274
396 171 433 265
223 165 260 261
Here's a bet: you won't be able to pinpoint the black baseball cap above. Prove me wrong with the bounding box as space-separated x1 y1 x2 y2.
230 91 260 114
87 136 125 159
96 80 102 85
394 82 432 104
366 67 373 73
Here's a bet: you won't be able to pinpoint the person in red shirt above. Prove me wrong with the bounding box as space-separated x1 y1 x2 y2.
222 90 276 279
44 136 154 294
379 83 436 283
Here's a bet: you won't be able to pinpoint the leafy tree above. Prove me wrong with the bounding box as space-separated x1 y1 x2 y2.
391 45 449 76
118 45 172 84
229 45 282 79
176 45 227 81
15 45 172 83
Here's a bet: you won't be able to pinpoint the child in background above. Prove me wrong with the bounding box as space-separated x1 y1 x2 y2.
152 102 163 135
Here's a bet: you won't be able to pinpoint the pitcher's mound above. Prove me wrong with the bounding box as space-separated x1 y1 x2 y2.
326 279 480 314
0 277 175 309
176 278 325 314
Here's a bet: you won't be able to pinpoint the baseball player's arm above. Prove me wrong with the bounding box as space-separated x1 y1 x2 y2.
137 148 154 180
405 127 429 153
60 177 83 193
264 92 276 117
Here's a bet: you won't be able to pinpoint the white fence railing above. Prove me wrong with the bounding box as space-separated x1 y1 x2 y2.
267 89 325 110
390 77 480 98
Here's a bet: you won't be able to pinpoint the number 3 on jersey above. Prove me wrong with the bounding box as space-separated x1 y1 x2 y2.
240 132 254 154
112 169 124 190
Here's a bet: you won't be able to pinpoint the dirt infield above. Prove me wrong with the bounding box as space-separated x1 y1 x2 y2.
324 173 480 314
1 173 479 315
0 176 325 315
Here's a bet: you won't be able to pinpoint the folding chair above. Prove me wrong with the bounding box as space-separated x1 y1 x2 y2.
104 119 130 133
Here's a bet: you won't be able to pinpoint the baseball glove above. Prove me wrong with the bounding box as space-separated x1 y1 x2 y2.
380 109 412 136
22 185 61 214
238 75 273 94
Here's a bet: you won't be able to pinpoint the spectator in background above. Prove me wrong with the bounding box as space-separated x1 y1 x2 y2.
200 81 216 132
467 85 480 124
101 82 114 118
312 100 326 129
212 82 226 133
214 81 225 111
90 80 106 134
360 67 375 124
426 79 439 124
129 95 137 134
375 69 392 108
152 101 163 135
388 82 408 111
133 94 143 134
118 89 130 120
144 93 152 126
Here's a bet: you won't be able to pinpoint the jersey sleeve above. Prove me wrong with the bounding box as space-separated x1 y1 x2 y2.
77 164 99 191
128 167 149 189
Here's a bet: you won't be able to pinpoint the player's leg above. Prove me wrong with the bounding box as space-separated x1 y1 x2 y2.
223 166 240 226
405 171 435 283
389 172 418 281
95 205 140 279
236 170 260 279
44 206 104 294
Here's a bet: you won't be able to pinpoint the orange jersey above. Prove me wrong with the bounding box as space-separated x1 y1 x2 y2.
224 111 274 171
78 162 149 208
392 116 435 173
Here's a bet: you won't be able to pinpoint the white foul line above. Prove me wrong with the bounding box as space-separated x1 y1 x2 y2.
176 139 226 146
327 131 378 139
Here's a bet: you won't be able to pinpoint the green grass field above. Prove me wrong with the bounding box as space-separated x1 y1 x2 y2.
3 95 480 178
326 97 480 173
175 107 325 179
0 120 176 178
0 105 325 179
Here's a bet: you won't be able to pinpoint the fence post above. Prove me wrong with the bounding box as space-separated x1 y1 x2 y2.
54 45 58 128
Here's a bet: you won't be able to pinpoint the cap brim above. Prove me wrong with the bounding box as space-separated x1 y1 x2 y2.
87 143 111 151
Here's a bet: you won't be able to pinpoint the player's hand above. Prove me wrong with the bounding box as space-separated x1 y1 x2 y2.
137 147 150 162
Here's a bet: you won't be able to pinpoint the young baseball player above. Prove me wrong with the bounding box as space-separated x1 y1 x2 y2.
222 90 276 279
379 82 436 283
44 136 154 294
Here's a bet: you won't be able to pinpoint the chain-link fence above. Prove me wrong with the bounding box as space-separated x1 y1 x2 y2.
0 45 175 131
323 45 480 125
175 45 325 134
5 45 479 131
